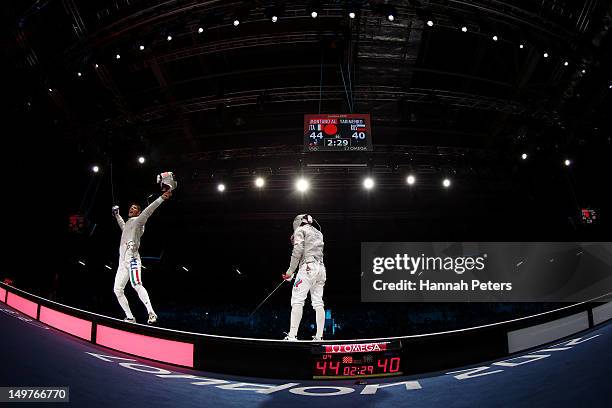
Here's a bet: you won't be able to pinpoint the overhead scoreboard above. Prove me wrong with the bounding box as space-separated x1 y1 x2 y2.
304 114 373 152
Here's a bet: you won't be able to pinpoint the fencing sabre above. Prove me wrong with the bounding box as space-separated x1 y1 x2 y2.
248 280 288 318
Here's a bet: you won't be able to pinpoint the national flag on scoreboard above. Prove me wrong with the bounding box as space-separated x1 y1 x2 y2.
342 356 353 364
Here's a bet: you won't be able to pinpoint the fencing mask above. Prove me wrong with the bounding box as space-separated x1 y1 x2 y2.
157 171 177 192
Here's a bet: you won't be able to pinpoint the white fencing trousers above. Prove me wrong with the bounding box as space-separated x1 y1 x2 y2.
113 243 155 318
290 261 326 309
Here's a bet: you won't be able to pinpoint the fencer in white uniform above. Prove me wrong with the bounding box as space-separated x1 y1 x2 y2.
282 214 326 341
112 191 171 324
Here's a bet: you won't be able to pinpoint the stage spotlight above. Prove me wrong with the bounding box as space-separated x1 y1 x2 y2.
77 72 82 77
581 69 586 74
139 45 145 50
387 14 395 22
95 63 99 68
349 12 356 19
461 26 467 32
311 11 318 18
492 35 498 41
272 16 278 22
233 19 240 26
138 156 145 164
296 178 310 192
255 177 265 188
198 27 204 33
564 61 569 66
521 153 528 160
406 175 416 185
167 35 173 41
217 183 226 192
363 177 375 190
564 159 571 167
443 178 451 188
519 43 524 49
115 54 121 59
426 20 434 27
543 52 549 58
92 165 100 173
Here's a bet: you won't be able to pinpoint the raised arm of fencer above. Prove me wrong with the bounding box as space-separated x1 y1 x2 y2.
135 197 163 226
112 206 125 231
135 191 172 226
285 228 305 279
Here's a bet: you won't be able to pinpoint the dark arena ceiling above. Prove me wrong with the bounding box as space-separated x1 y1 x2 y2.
4 0 612 255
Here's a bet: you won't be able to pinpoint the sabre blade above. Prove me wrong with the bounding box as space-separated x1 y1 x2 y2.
249 280 286 317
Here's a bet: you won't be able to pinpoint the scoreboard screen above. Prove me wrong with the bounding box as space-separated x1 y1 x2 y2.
304 114 373 152
581 208 598 224
312 341 402 380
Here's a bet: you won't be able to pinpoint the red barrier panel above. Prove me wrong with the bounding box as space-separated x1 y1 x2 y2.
96 324 194 367
6 292 38 318
39 306 92 341
0 287 6 303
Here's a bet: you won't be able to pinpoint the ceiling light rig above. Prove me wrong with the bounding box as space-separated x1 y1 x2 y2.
296 178 310 192
386 5 397 22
